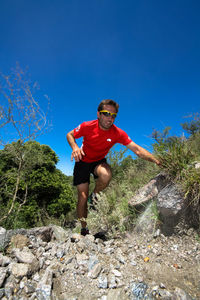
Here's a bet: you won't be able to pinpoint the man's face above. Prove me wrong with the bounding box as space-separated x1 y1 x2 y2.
97 105 117 130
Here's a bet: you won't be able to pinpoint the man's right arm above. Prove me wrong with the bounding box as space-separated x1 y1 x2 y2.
66 130 85 162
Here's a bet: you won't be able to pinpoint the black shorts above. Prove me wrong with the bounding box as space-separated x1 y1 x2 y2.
73 158 107 186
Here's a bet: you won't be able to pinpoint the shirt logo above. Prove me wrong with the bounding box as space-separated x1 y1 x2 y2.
107 138 112 142
75 125 81 132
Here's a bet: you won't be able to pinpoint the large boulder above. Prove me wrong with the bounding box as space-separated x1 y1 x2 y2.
128 173 168 207
129 173 187 235
157 183 185 234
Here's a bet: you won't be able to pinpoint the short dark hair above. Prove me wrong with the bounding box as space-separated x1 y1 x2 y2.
97 99 119 113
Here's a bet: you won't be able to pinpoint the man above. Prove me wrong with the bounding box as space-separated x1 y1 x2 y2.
67 99 160 236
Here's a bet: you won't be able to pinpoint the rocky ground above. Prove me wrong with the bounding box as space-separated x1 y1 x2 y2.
0 225 199 299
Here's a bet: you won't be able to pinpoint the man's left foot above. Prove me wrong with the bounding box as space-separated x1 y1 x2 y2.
94 231 107 241
81 227 89 236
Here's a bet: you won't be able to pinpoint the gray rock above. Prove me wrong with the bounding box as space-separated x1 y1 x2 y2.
194 162 200 169
0 227 7 249
173 287 194 300
157 184 185 234
108 273 117 288
76 253 89 266
0 254 11 267
0 288 5 298
51 225 69 242
88 254 99 271
130 281 148 300
0 223 198 300
129 173 168 207
4 281 15 298
36 268 53 300
88 262 102 278
28 226 53 242
112 269 122 277
24 282 36 294
9 234 30 249
0 267 7 288
10 263 29 278
36 285 52 300
13 248 36 264
98 275 108 289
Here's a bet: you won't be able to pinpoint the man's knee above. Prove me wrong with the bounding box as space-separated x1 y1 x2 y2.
77 183 89 200
95 163 112 183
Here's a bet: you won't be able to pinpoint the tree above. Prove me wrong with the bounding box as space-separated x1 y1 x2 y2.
0 63 49 145
181 113 200 136
0 141 76 228
0 64 50 224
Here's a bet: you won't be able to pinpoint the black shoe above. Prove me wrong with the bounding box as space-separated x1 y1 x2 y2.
88 193 98 210
81 227 89 236
94 231 107 241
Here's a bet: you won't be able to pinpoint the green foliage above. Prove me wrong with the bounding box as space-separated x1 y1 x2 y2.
181 113 200 135
152 119 200 228
83 146 159 237
155 139 194 181
86 113 200 235
0 140 76 229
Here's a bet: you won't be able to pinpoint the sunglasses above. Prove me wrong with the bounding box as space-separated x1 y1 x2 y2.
99 110 117 118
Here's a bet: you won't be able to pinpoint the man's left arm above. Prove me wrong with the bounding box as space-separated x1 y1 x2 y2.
127 141 161 166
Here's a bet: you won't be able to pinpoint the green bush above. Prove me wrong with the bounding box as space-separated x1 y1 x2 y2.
152 120 200 229
0 141 76 229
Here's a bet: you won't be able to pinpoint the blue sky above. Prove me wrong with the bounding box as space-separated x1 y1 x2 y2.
0 0 200 175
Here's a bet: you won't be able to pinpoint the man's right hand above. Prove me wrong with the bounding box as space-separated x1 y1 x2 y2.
71 146 85 162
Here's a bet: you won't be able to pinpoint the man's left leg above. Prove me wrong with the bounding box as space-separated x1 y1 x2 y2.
93 162 112 194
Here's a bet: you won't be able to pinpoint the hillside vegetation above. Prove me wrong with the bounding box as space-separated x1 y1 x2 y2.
0 114 200 233
85 113 200 235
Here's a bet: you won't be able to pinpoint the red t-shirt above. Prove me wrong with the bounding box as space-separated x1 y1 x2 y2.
73 120 132 162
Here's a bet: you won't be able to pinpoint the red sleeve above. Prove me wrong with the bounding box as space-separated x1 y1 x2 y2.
117 128 132 146
73 122 86 139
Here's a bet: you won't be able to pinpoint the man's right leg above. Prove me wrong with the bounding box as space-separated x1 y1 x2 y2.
77 182 89 229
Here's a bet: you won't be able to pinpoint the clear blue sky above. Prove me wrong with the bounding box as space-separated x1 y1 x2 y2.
0 0 200 175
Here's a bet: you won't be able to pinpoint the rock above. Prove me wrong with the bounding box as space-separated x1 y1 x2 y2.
88 254 99 271
0 267 7 288
128 173 168 207
98 275 108 289
173 287 194 300
28 226 53 242
194 161 200 169
51 225 69 242
76 253 89 266
130 281 148 299
88 262 102 278
157 184 185 234
112 269 122 277
36 268 53 300
10 263 29 278
0 288 5 298
108 273 117 288
4 280 15 298
0 227 6 249
71 233 83 243
0 254 11 267
0 223 198 300
9 234 30 250
13 248 36 264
